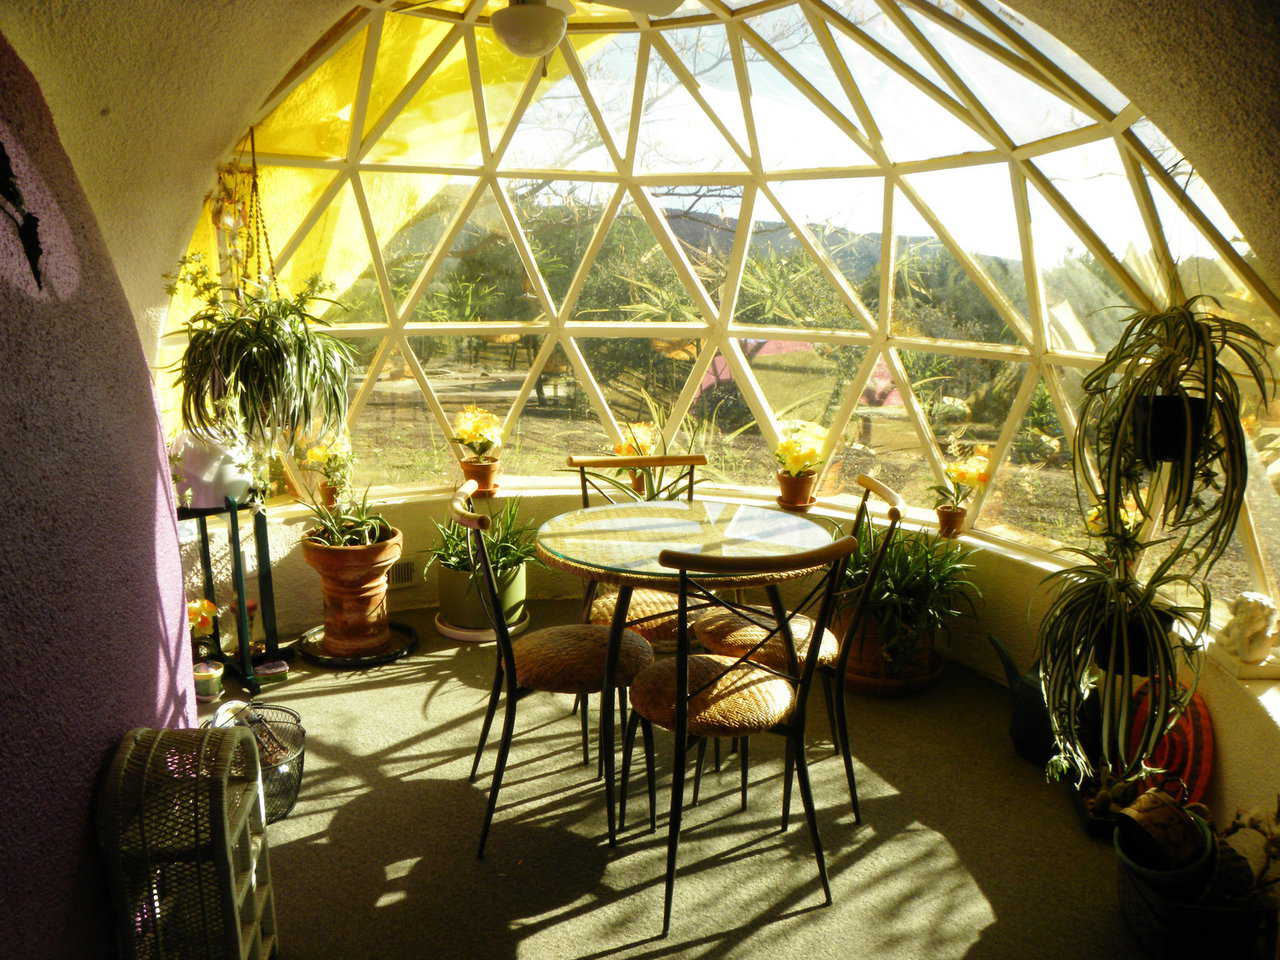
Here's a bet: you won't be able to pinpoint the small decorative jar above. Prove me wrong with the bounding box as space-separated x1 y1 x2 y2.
193 660 225 702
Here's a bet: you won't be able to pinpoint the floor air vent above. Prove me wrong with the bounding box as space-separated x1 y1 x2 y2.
387 557 416 590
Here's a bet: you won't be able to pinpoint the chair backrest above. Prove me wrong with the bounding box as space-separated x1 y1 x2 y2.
566 453 707 507
657 535 864 722
449 481 518 684
833 475 907 678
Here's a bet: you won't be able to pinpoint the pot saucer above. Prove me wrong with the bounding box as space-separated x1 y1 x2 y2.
777 495 817 513
297 620 418 668
434 611 530 643
472 483 499 499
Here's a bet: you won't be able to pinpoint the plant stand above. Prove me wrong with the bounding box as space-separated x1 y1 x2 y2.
180 497 289 695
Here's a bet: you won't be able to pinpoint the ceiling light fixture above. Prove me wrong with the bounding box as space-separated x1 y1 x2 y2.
491 0 567 59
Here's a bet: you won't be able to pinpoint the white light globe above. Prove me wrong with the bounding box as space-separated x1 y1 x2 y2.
491 2 567 59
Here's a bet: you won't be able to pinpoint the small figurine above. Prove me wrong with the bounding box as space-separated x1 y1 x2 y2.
1211 592 1280 678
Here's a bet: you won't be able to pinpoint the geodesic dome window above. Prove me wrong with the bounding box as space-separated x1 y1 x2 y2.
161 0 1280 604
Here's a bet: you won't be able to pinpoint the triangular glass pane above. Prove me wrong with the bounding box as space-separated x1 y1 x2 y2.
404 184 543 324
735 193 865 332
973 377 1089 552
745 340 867 431
890 186 1022 344
507 179 617 311
905 9 1094 145
405 332 564 476
363 14 456 140
657 185 743 305
688 351 775 482
511 341 614 474
502 50 616 171
255 26 365 158
743 38 872 171
660 26 748 151
825 0 948 89
818 351 937 505
896 350 1026 458
347 339 453 488
578 336 701 437
833 29 993 161
1028 188 1139 355
361 172 474 322
474 24 534 153
275 179 372 321
578 32 641 159
766 177 884 294
363 39 480 166
572 197 702 323
1034 141 1163 302
636 43 747 173
903 163 1029 318
255 166 340 262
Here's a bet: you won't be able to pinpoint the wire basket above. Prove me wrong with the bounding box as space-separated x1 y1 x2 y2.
207 702 306 824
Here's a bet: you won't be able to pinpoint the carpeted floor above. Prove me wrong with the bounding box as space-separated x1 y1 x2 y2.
206 601 1140 959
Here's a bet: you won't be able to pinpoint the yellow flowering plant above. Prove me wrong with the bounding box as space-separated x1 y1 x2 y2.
453 405 503 460
297 431 354 491
187 598 218 638
774 421 827 477
614 421 657 457
931 447 991 509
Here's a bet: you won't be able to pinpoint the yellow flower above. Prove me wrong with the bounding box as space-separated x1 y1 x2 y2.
614 422 657 456
775 422 826 477
453 405 503 457
187 598 218 637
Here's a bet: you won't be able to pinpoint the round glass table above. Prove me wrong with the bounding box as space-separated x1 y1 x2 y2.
536 500 834 589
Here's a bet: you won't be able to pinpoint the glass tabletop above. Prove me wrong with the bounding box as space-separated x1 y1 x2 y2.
536 500 833 580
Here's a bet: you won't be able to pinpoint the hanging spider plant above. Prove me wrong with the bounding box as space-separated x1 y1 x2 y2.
1039 539 1208 785
1073 296 1273 574
175 270 355 451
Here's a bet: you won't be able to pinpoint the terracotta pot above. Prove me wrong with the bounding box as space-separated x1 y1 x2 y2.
936 504 966 538
460 457 499 497
629 470 647 495
840 618 943 697
318 480 340 509
777 470 816 509
302 528 403 658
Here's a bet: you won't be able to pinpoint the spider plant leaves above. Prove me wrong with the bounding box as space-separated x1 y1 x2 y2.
176 283 355 449
302 488 394 546
425 499 539 578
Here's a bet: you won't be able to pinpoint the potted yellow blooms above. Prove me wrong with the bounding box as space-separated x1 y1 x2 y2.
298 431 354 507
453 405 503 496
615 421 657 493
775 421 827 510
929 446 990 537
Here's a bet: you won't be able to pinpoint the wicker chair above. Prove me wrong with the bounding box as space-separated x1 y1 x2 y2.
691 474 906 823
456 481 657 856
619 523 899 935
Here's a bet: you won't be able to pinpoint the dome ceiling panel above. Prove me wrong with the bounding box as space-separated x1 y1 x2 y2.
503 48 622 171
636 43 748 173
363 14 457 141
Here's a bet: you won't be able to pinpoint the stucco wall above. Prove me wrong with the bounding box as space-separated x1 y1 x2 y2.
0 34 193 959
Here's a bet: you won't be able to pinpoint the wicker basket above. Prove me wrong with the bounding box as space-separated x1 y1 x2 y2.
208 702 306 824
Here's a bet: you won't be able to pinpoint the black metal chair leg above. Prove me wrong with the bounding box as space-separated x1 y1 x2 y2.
739 735 750 811
620 709 641 831
478 692 518 859
781 736 795 831
619 690 628 747
572 692 582 716
470 660 503 783
642 718 657 833
662 722 689 937
713 737 722 772
821 672 839 756
691 737 707 806
580 692 591 767
833 678 862 824
792 732 832 906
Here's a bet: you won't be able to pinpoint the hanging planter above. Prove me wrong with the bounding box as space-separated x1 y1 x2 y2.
1132 395 1209 466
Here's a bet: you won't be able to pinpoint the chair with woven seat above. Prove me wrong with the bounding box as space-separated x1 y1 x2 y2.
691 474 905 824
454 481 657 857
619 525 899 935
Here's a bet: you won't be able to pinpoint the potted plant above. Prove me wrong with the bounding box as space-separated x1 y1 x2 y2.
775 421 826 510
615 420 658 494
1073 296 1272 574
452 404 503 497
296 431 354 507
839 524 981 695
929 445 990 538
300 491 403 658
167 255 354 507
426 499 537 640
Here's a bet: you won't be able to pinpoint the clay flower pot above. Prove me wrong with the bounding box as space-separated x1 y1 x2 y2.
936 505 966 538
318 481 341 509
460 457 499 497
628 470 647 495
777 470 816 510
302 528 403 658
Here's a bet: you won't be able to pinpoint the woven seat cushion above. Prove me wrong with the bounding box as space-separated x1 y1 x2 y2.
513 624 652 694
693 606 838 671
629 655 796 737
590 588 683 654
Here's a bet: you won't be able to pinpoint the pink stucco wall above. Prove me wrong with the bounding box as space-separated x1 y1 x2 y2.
0 32 193 958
